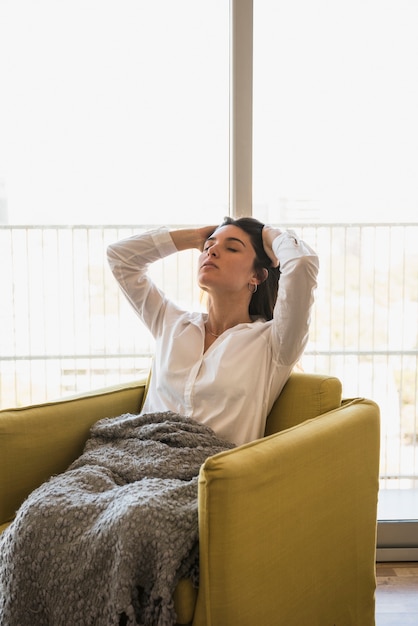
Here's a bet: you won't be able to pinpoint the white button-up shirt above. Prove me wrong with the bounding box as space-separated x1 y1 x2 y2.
107 228 319 445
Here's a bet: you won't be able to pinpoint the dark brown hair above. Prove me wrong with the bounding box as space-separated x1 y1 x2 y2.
218 216 280 321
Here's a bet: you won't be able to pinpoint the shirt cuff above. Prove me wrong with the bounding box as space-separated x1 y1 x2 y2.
150 227 178 258
272 229 299 256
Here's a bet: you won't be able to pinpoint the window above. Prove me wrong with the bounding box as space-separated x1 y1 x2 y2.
1 1 418 530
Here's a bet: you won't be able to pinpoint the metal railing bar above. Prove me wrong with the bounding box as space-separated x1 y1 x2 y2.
305 350 418 356
2 350 418 362
1 354 153 361
2 221 418 230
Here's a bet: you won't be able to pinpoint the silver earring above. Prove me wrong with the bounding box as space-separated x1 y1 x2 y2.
249 283 258 294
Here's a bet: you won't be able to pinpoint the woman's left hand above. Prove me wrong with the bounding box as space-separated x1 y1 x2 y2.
262 226 282 268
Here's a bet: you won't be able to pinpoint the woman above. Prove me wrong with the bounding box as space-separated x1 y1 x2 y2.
107 216 319 446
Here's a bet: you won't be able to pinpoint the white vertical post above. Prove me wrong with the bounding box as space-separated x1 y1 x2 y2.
229 0 253 218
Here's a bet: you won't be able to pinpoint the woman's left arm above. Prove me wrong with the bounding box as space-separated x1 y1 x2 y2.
263 227 319 367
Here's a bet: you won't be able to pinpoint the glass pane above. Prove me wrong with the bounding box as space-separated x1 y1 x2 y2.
253 0 418 225
254 0 418 491
0 0 229 225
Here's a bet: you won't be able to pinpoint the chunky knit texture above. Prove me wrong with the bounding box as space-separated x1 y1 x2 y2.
0 412 234 626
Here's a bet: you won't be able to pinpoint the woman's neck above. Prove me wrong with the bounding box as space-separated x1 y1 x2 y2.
205 300 252 337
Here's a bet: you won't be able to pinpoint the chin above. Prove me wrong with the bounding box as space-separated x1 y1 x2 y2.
198 279 210 292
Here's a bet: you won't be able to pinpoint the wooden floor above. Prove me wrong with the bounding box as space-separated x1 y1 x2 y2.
375 562 418 625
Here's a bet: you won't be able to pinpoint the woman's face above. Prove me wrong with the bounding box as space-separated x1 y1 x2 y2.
198 224 258 295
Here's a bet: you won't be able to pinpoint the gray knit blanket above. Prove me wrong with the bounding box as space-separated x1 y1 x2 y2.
0 412 234 626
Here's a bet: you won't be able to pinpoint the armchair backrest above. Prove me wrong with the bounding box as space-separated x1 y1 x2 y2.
264 372 342 436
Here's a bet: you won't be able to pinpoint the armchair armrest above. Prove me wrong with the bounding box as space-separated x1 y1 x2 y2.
0 379 147 527
194 398 380 626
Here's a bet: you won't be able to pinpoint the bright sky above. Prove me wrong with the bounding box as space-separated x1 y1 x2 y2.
253 0 418 223
0 0 417 225
0 0 229 224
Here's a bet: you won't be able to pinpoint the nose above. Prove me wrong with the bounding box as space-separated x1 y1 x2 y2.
207 244 219 257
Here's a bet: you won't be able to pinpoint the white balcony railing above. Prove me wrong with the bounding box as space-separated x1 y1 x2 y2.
1 223 418 483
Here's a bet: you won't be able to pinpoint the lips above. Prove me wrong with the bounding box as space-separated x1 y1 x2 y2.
201 261 218 269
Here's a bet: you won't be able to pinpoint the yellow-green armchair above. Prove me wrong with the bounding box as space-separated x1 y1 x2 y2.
0 372 380 625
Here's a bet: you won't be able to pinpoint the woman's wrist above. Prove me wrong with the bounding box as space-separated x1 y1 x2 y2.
169 229 200 251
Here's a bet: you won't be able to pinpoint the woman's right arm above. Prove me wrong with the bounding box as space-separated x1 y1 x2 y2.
107 228 177 335
107 225 217 334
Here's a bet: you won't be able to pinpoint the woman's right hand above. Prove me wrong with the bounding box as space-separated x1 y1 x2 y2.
169 225 219 252
196 225 219 251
